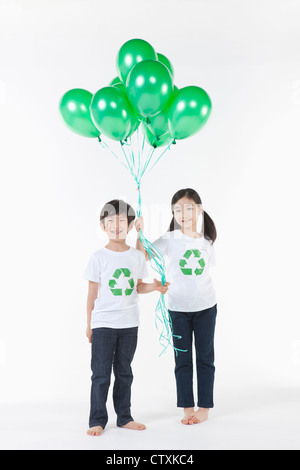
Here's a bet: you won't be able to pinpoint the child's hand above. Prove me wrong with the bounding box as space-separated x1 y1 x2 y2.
135 216 144 233
154 278 170 295
86 325 92 343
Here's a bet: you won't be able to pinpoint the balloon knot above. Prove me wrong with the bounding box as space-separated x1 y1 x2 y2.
172 139 176 145
97 136 102 142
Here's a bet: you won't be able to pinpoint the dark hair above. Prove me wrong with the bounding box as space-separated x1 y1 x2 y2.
100 199 135 226
168 188 217 243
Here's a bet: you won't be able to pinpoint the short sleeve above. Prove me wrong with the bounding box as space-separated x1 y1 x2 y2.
138 253 150 279
209 243 217 267
83 254 100 283
152 233 169 256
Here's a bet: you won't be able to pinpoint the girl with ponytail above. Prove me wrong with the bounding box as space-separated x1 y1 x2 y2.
136 188 217 426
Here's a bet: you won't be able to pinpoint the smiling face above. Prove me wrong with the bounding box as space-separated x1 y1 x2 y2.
101 212 134 240
173 196 203 230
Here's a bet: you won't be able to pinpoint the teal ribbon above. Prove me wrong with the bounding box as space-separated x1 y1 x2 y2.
98 128 186 356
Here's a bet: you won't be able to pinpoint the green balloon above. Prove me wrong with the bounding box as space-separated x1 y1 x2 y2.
59 88 100 138
111 82 127 94
109 80 141 138
116 38 157 83
90 86 138 141
147 86 179 136
167 86 212 140
109 77 123 86
143 124 172 148
157 52 174 78
127 118 141 139
147 107 169 137
126 60 173 118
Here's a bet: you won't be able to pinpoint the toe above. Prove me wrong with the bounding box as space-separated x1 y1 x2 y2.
87 426 103 436
135 422 146 430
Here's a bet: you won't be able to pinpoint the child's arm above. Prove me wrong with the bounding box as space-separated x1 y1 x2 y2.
135 216 147 258
135 216 158 261
136 278 170 295
86 281 99 343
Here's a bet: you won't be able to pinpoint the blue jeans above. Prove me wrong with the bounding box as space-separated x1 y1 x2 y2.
89 327 138 429
169 304 217 409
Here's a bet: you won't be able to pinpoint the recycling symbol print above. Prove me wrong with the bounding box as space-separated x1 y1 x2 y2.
108 268 135 296
179 249 206 276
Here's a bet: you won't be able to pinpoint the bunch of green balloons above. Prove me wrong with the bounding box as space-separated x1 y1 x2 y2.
59 38 212 147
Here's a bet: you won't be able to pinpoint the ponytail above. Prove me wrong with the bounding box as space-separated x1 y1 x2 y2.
203 210 217 244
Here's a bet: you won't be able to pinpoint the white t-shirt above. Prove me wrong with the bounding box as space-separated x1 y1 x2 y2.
152 230 217 312
83 246 149 329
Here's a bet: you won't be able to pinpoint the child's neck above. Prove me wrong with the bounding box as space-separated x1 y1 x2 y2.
180 227 202 238
105 239 130 252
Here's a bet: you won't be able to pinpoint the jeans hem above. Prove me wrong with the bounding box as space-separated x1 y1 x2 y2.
117 419 134 428
177 404 195 408
197 404 214 409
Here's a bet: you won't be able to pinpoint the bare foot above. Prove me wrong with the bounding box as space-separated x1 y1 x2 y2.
122 421 146 430
87 425 103 436
192 408 209 424
181 407 197 425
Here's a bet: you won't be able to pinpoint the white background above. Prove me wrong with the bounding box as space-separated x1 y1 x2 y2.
0 0 300 450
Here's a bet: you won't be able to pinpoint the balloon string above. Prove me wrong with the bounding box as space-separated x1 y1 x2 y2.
140 146 155 179
120 142 137 181
98 133 184 355
127 136 135 170
139 228 186 357
135 135 184 356
98 139 129 172
147 139 173 173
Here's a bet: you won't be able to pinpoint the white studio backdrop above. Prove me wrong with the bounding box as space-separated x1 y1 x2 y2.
0 0 300 418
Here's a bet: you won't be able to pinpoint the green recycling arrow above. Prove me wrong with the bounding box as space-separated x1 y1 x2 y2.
179 249 206 276
109 268 134 296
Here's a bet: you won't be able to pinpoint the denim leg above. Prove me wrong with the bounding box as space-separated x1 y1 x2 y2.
89 328 117 429
169 310 194 408
193 304 217 408
112 327 138 427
